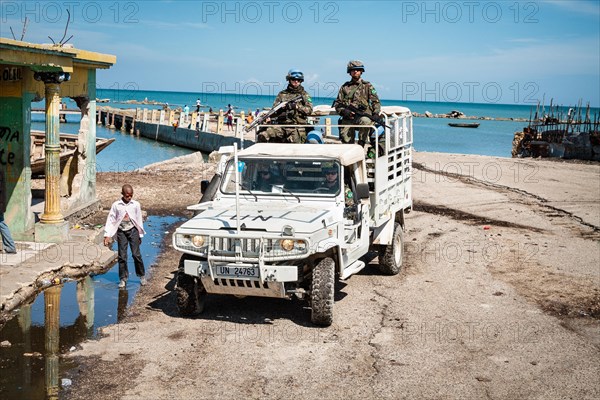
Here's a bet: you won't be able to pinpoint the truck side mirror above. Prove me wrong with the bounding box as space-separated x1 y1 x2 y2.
355 183 370 200
200 180 210 194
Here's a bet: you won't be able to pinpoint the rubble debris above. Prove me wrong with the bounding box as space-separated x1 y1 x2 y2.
447 110 465 118
512 99 600 161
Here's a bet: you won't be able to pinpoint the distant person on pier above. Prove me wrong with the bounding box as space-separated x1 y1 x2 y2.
60 102 68 123
0 170 17 254
333 60 381 145
196 98 201 113
183 105 190 122
103 184 146 288
226 109 234 131
257 68 313 143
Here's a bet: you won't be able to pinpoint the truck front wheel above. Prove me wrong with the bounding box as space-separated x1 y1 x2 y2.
310 257 335 326
176 255 206 316
378 222 404 275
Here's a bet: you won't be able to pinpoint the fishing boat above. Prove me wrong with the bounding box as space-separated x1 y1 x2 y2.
448 122 480 128
30 130 115 176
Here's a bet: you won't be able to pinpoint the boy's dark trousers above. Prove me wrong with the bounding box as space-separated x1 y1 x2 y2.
116 227 145 280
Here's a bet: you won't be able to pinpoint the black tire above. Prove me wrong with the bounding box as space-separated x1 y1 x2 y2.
378 222 404 275
176 255 206 316
310 257 335 326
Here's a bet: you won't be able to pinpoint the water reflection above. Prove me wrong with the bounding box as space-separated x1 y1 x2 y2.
17 304 32 391
77 276 95 335
44 285 61 400
117 288 129 323
0 215 183 399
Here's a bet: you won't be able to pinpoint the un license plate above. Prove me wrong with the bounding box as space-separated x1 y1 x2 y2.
216 266 259 278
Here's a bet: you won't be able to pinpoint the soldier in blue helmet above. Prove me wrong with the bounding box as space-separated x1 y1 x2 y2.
333 60 381 145
257 69 313 143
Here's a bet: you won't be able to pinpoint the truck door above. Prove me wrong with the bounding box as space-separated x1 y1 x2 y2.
342 165 369 260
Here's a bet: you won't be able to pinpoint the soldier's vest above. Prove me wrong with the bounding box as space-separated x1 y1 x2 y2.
276 90 309 124
342 80 372 110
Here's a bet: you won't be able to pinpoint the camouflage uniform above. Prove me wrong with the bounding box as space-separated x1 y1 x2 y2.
259 85 313 143
333 79 381 144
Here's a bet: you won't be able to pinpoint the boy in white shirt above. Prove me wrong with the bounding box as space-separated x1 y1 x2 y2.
104 184 146 288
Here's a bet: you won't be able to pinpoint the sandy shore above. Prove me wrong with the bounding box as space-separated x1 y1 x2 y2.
65 151 599 399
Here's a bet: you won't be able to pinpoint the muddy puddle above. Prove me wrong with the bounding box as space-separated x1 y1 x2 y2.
0 215 182 399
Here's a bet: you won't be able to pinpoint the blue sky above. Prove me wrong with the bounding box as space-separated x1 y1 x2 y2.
1 0 599 105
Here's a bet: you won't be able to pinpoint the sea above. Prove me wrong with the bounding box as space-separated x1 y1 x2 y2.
32 89 599 172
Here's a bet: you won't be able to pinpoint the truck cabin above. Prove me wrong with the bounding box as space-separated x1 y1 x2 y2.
219 144 367 201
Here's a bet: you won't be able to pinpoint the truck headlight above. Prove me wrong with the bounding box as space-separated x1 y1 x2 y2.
192 235 206 248
280 239 294 251
278 239 307 252
177 234 207 249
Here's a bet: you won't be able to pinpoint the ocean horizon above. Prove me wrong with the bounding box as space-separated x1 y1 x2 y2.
97 88 598 121
31 88 598 171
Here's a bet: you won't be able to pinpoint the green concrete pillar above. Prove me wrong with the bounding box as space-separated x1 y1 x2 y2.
40 80 63 223
33 72 70 243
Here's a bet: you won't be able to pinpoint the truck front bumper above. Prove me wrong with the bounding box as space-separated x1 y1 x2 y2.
184 259 298 298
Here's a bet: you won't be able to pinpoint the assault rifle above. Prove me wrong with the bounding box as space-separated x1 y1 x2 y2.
245 94 304 132
345 104 391 130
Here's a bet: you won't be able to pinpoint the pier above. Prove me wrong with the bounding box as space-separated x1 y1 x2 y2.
95 106 255 152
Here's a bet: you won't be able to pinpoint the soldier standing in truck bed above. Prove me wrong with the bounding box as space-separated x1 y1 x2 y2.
257 69 313 144
333 60 381 145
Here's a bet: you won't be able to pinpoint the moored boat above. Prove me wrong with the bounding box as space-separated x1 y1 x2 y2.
30 131 114 176
448 122 480 128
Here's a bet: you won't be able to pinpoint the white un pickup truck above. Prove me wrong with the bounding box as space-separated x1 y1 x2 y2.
172 106 413 325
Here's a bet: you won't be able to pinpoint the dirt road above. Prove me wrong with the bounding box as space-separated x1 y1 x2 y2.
66 152 599 399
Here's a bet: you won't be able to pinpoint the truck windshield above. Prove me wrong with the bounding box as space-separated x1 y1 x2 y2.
221 158 342 196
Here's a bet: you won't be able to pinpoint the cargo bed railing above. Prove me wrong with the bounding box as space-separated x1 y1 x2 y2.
248 110 413 226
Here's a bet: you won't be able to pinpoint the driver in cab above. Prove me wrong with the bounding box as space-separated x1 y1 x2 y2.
320 167 340 194
254 168 276 192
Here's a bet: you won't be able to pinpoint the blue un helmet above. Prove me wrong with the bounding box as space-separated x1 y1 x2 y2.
286 69 304 82
306 129 324 144
347 60 365 73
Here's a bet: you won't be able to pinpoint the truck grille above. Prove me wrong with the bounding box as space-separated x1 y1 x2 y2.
212 237 260 257
210 236 307 259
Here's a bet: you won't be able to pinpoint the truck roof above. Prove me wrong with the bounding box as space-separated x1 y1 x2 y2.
238 143 366 166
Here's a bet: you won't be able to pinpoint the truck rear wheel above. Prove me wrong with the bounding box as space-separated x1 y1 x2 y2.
176 255 206 316
310 257 335 326
378 222 404 275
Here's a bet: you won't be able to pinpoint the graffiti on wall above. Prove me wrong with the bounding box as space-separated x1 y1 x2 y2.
0 126 19 166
